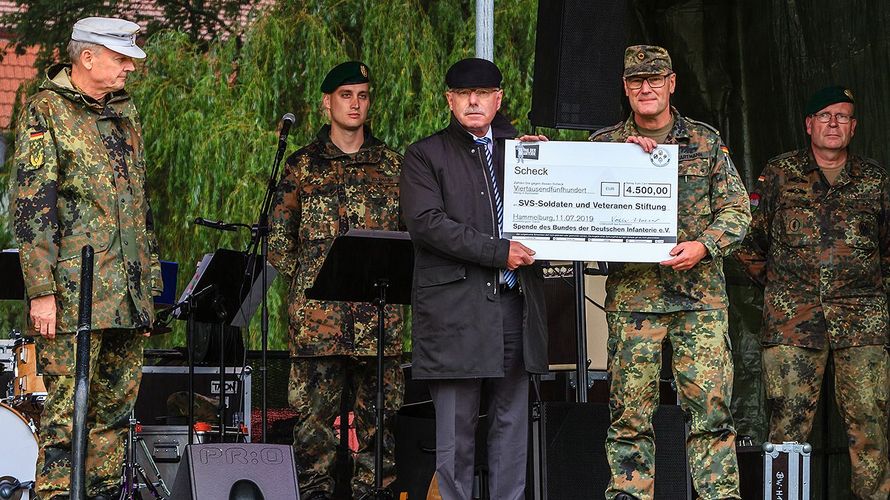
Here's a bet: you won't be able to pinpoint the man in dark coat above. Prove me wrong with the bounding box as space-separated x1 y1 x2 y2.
400 57 547 500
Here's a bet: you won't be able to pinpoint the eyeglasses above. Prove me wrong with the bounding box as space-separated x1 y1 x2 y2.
449 88 500 98
812 112 854 124
624 73 673 90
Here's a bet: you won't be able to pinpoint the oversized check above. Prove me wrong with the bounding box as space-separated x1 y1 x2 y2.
502 140 678 262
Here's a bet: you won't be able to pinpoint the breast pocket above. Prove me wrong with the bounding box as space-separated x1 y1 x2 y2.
363 180 400 229
776 206 820 247
840 200 878 250
301 193 339 240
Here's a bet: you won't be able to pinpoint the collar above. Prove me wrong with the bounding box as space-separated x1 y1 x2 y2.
467 127 494 146
446 112 518 144
41 63 131 114
621 107 689 142
804 147 858 181
313 124 383 161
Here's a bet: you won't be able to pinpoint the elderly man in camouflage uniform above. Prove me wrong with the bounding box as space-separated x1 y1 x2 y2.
735 86 889 499
269 61 404 500
10 17 161 500
590 45 749 500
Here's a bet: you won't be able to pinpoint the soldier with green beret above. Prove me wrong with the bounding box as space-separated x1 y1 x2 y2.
590 44 748 500
735 86 890 499
10 16 160 500
268 60 404 500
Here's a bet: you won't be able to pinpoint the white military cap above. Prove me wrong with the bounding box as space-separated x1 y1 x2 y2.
71 17 146 59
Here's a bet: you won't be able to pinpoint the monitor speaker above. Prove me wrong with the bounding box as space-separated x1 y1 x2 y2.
529 0 628 130
169 444 299 499
528 402 691 499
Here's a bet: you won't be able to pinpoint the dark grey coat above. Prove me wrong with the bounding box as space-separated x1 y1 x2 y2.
400 113 548 379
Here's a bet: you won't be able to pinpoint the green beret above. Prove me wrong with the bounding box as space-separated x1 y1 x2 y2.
805 85 855 116
624 45 672 77
320 61 370 93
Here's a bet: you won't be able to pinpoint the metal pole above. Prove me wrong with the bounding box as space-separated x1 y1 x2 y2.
70 245 94 500
573 261 588 403
373 280 389 499
475 0 494 61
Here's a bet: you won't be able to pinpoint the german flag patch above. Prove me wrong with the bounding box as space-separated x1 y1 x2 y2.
29 130 45 167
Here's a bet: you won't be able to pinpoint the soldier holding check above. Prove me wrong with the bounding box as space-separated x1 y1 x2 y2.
590 45 750 500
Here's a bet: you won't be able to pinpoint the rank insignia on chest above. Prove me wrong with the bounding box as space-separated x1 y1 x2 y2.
29 131 45 168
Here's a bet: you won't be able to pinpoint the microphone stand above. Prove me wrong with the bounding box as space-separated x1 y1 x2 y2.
243 113 293 443
195 114 294 443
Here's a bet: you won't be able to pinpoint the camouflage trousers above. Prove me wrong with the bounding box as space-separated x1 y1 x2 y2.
763 344 890 500
35 329 145 498
605 309 740 500
289 356 404 498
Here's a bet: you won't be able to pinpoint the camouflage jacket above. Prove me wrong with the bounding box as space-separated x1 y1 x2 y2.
734 149 890 348
268 125 404 357
10 64 162 334
590 109 751 312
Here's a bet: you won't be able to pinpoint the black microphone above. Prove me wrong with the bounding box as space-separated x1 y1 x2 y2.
279 113 295 148
194 217 237 232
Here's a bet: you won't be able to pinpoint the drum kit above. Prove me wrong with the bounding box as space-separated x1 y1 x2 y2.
0 330 252 500
0 331 43 500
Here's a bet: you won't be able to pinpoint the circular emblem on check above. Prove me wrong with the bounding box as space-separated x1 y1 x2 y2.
650 147 670 167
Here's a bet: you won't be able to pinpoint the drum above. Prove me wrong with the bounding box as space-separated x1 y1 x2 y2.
13 338 46 429
14 338 46 398
0 339 16 399
0 402 38 486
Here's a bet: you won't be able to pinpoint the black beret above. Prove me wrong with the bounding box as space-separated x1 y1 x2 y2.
445 58 502 89
320 61 370 93
805 85 855 116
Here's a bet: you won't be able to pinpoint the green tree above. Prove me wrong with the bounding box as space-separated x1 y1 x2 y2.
0 0 262 71
4 0 582 349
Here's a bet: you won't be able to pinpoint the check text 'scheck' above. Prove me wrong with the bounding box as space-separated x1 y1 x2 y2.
503 140 678 262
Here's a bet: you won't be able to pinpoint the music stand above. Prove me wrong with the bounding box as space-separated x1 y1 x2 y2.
168 249 275 443
0 250 26 300
305 229 413 500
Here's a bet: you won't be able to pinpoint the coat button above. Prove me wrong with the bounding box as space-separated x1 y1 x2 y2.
486 282 491 286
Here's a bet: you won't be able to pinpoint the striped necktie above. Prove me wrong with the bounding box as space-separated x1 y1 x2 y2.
475 136 517 289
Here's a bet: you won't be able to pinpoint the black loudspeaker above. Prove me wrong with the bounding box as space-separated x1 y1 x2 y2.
529 402 691 500
542 266 609 370
391 414 437 499
170 444 299 499
529 0 627 130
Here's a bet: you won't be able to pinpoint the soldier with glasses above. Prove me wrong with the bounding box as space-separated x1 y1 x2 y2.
735 86 890 499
